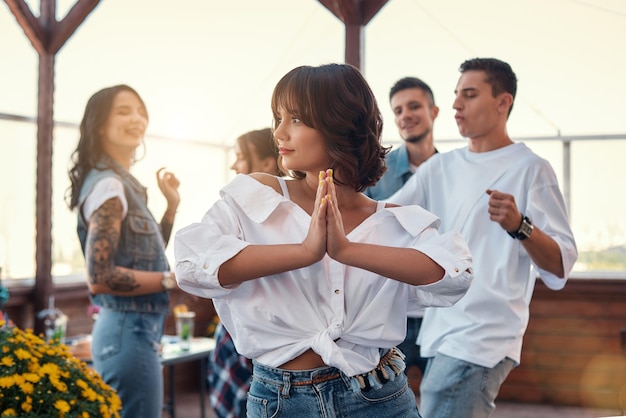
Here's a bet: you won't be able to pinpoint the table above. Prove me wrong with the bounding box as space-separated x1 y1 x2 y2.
69 335 215 418
161 336 216 418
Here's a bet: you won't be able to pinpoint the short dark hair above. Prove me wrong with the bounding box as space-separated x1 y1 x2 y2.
389 77 435 106
459 58 517 115
271 63 388 192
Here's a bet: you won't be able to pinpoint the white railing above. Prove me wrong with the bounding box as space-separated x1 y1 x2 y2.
1 113 625 279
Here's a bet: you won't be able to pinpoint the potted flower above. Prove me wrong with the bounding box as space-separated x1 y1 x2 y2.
0 319 122 417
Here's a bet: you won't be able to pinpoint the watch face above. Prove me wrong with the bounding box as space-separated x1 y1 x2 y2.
519 218 533 238
162 273 176 289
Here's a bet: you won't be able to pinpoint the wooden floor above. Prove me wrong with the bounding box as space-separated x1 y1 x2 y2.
162 390 624 418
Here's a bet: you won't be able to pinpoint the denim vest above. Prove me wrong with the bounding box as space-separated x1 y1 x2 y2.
77 158 170 313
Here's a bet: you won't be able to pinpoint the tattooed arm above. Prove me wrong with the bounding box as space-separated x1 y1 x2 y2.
85 197 172 295
160 211 176 246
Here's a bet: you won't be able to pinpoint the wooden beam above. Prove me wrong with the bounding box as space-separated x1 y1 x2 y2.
318 0 389 24
345 23 363 69
49 0 101 54
33 51 54 335
4 0 47 54
5 0 100 333
317 0 389 70
318 0 355 23
361 0 389 25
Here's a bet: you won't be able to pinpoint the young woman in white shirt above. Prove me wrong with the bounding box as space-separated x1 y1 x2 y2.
175 63 473 418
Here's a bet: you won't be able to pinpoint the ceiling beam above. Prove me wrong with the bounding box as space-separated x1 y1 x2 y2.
4 0 47 54
49 0 100 54
318 0 389 70
361 0 388 25
318 0 388 24
4 0 101 54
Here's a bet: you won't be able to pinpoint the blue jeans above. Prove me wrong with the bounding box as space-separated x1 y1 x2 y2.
397 317 428 374
247 356 422 418
420 353 516 418
91 308 166 418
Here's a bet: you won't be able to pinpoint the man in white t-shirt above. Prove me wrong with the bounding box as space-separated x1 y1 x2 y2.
389 58 578 418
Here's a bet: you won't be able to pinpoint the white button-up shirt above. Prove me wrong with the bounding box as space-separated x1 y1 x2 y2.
175 174 472 376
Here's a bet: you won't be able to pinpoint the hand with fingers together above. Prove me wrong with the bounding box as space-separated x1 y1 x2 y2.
301 169 333 262
320 169 350 260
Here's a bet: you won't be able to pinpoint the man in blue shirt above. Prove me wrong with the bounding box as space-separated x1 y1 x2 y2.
365 76 440 382
365 77 439 200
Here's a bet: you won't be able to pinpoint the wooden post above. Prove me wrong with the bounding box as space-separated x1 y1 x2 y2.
317 0 389 71
4 0 101 334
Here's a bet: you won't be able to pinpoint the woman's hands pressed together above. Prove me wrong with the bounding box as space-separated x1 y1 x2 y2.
302 169 350 263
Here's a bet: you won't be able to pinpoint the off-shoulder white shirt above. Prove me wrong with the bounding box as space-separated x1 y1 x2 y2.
175 174 472 377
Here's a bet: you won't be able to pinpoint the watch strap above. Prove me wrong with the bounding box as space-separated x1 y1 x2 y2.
507 214 533 240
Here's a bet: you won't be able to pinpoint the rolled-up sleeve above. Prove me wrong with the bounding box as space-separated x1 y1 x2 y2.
530 184 578 290
387 205 473 309
174 200 249 299
409 229 474 308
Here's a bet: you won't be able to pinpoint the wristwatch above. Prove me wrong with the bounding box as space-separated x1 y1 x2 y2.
161 271 177 290
508 214 533 240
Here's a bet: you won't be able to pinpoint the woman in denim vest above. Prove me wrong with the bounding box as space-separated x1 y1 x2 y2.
67 85 180 418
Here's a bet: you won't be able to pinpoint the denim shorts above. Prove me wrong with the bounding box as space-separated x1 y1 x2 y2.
247 349 422 418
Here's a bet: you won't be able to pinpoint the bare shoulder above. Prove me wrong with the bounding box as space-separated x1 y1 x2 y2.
249 172 283 195
361 193 400 208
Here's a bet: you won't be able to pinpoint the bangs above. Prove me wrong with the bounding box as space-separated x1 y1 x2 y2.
270 66 314 127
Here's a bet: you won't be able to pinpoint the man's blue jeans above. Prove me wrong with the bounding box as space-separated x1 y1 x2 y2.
247 358 422 417
420 353 516 418
91 309 166 418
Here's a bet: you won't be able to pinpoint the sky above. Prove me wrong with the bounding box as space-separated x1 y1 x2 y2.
1 0 625 276
2 0 626 142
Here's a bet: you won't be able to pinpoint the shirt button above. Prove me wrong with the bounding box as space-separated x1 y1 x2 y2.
334 289 340 294
454 268 459 273
203 264 209 269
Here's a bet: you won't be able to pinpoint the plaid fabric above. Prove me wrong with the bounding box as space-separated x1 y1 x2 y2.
208 322 253 418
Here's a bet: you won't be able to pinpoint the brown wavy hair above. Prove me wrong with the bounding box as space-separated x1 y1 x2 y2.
270 63 389 192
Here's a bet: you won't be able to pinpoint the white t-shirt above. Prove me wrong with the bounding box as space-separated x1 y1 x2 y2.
389 142 578 367
174 174 473 377
81 177 128 222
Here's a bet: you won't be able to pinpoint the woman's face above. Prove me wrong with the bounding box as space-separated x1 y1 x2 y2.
230 141 251 174
273 107 329 174
231 139 278 175
99 90 148 154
